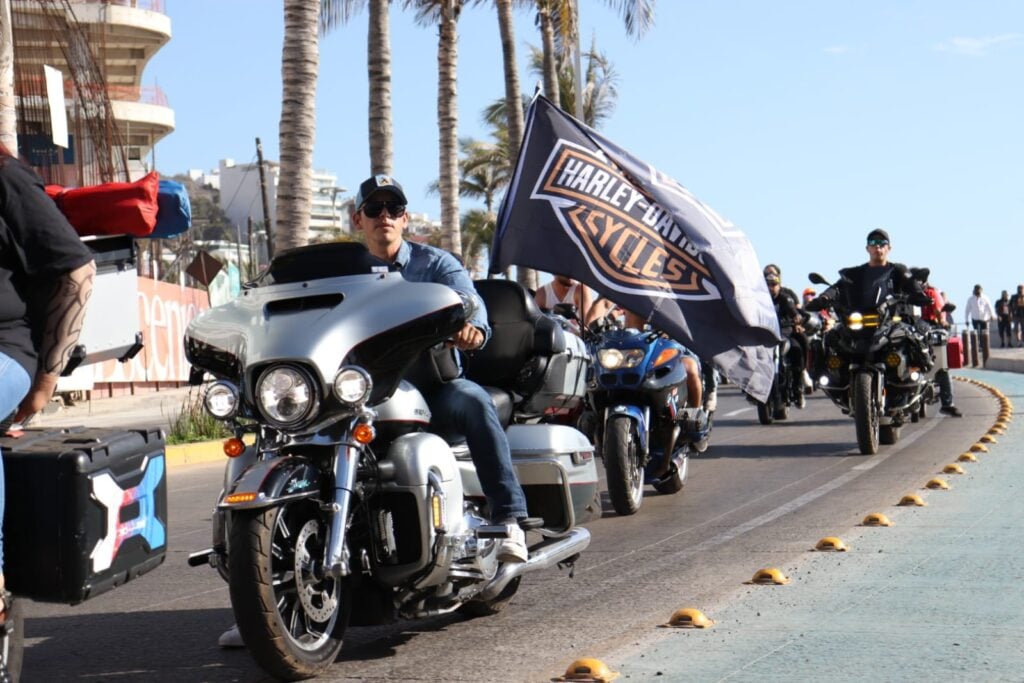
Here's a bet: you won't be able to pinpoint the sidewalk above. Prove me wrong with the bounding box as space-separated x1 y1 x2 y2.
588 368 1022 682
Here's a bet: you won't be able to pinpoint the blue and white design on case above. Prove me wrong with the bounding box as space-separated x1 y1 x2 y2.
89 453 166 573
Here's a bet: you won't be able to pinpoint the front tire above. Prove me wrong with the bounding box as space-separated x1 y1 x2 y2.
603 415 644 516
853 372 880 455
228 502 351 681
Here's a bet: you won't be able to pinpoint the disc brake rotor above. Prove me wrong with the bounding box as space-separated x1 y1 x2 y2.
293 519 338 623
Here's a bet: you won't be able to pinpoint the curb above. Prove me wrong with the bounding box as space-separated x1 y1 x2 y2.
165 439 226 469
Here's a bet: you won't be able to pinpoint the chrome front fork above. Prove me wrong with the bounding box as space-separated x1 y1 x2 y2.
323 440 362 578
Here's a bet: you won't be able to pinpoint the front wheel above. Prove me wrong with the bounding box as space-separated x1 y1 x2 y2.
853 372 880 455
0 594 24 682
603 415 644 516
228 501 351 681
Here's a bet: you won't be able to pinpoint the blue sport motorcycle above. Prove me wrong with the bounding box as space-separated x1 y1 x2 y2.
588 327 710 516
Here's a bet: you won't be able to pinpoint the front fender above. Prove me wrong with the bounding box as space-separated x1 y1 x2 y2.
605 404 649 454
218 454 322 510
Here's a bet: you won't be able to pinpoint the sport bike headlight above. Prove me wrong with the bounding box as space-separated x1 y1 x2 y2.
204 380 239 419
598 348 645 369
257 365 317 426
333 366 372 406
846 311 864 331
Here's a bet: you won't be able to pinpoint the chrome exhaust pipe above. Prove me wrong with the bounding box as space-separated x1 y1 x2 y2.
476 527 591 602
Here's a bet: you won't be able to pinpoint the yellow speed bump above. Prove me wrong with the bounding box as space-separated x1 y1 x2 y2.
989 427 1005 435
746 567 790 585
661 608 714 629
970 443 989 453
942 463 965 475
980 434 997 444
553 658 620 682
862 512 893 527
958 452 978 463
814 536 848 552
898 494 927 507
926 478 951 490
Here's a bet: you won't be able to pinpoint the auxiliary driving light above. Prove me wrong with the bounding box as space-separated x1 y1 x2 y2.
885 352 901 367
827 355 843 370
847 312 864 330
333 366 372 405
204 380 239 419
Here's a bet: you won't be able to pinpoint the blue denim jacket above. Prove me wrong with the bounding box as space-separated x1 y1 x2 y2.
392 240 491 344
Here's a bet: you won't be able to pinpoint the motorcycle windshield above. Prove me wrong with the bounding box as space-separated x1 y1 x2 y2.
840 268 888 313
185 242 466 404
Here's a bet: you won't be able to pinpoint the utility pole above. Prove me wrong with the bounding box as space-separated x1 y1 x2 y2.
0 0 18 153
255 137 274 261
247 217 257 279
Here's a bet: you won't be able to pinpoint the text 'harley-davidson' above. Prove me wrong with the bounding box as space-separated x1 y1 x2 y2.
806 271 931 454
184 243 596 680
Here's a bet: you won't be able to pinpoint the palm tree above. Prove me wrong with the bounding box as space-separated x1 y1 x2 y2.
527 40 619 128
534 0 654 114
460 208 496 277
320 0 394 174
0 0 16 153
275 0 322 253
405 0 463 257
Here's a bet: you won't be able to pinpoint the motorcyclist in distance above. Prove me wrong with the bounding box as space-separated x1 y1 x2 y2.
913 268 963 417
764 264 813 393
805 228 934 372
765 271 809 407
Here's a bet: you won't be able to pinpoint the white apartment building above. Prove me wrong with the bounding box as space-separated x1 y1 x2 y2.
215 158 351 244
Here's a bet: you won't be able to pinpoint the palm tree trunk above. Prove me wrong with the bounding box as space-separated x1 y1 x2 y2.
367 0 393 174
497 0 536 290
537 2 560 106
0 0 17 153
276 0 321 253
437 0 462 256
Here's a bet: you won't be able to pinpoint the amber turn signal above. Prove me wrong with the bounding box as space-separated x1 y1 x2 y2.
353 423 376 444
223 438 246 458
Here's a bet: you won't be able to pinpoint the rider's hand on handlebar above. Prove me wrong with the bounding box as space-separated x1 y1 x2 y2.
451 323 484 351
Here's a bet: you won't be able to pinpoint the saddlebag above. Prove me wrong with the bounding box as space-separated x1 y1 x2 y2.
507 425 598 535
518 330 591 416
0 427 167 604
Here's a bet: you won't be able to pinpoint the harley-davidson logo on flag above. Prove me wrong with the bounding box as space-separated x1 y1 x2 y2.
490 96 780 401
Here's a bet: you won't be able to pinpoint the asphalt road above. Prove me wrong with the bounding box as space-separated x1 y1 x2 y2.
20 380 998 682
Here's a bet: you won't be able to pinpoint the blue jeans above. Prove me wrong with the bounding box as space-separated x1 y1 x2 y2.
421 378 528 521
0 351 32 575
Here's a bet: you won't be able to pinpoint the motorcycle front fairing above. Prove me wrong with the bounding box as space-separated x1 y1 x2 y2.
184 266 466 409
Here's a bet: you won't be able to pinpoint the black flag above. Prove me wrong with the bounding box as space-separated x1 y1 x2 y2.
490 96 780 402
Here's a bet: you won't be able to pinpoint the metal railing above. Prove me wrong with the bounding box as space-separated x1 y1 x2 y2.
75 0 165 14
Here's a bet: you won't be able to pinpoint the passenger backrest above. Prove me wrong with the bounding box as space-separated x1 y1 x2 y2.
464 279 565 394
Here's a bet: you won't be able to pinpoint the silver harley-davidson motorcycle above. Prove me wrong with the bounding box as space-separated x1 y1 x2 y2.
185 242 596 680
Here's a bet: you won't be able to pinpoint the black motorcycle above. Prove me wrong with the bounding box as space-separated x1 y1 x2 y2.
807 271 930 454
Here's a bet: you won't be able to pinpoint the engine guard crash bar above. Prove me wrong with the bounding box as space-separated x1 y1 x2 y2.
475 527 591 602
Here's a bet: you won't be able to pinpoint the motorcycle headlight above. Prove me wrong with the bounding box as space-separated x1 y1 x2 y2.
847 312 864 331
204 380 239 419
333 366 372 406
598 348 645 369
256 365 318 427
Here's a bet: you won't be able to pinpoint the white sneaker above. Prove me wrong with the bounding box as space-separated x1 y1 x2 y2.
218 624 245 649
497 523 528 563
802 370 813 389
704 389 718 413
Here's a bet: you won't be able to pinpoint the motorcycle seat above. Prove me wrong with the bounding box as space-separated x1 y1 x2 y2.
464 279 565 397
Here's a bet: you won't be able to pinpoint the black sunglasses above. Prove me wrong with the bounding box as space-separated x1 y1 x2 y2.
867 239 889 247
361 201 407 219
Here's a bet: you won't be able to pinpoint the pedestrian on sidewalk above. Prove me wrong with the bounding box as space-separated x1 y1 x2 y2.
964 284 995 335
995 290 1013 348
1011 284 1024 346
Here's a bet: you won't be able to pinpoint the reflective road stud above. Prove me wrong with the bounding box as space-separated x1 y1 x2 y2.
926 478 951 490
661 608 714 629
970 443 989 453
980 434 997 444
747 568 790 585
815 536 849 552
942 463 965 475
899 494 927 506
862 512 893 526
959 453 978 463
553 658 620 682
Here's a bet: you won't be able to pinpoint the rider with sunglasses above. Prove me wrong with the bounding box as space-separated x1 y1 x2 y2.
351 175 531 563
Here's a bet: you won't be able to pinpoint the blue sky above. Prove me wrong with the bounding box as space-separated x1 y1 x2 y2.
147 1 1023 311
